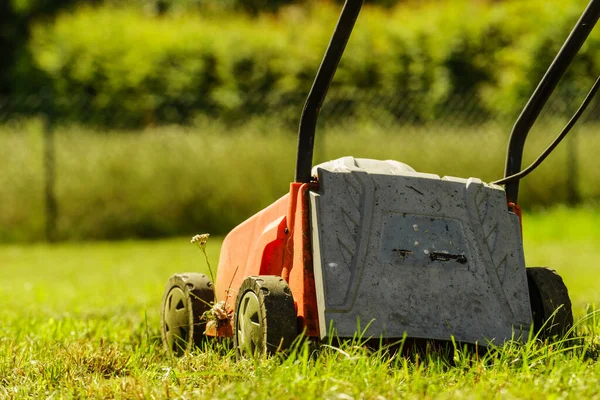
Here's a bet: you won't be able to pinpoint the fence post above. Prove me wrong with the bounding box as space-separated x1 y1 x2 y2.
44 115 58 242
566 129 580 206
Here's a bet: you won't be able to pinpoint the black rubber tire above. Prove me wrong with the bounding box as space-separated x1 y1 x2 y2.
526 267 573 340
234 276 297 357
160 272 214 356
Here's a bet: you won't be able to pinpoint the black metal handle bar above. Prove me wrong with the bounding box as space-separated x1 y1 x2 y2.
295 0 364 183
294 0 598 190
494 76 600 186
503 0 600 204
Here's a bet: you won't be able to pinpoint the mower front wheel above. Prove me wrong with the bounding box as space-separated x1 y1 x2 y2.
234 276 297 357
160 272 214 356
526 267 573 340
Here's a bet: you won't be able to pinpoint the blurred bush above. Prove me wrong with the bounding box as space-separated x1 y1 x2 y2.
489 1 600 119
27 0 597 128
108 0 410 15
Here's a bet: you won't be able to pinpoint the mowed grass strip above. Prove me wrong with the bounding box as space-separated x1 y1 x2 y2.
0 207 599 398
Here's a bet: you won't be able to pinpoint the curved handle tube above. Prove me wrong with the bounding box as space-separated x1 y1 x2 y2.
503 0 600 203
295 0 364 183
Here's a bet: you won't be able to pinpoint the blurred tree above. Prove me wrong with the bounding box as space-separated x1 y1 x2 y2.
0 1 27 95
0 0 101 97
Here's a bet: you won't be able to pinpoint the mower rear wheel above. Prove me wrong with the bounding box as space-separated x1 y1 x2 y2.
526 267 573 340
234 276 297 357
160 273 214 356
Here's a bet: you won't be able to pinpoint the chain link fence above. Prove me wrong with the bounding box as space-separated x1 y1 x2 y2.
1 87 599 242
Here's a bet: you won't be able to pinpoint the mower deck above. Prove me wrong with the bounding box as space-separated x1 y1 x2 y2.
310 157 531 343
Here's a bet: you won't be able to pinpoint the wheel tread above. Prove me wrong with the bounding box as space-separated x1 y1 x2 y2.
526 267 573 340
234 275 297 356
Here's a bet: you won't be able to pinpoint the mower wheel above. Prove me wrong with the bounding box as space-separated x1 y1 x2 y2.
160 273 214 356
234 276 297 357
526 267 573 340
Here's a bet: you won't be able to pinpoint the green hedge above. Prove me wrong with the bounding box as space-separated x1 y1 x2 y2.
30 0 597 127
109 0 409 15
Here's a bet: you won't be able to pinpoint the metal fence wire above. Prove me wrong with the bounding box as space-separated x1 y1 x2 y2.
3 86 600 129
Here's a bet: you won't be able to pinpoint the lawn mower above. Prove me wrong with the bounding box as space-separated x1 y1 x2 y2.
160 0 599 356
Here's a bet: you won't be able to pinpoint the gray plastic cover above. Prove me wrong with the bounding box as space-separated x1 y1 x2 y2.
309 156 532 345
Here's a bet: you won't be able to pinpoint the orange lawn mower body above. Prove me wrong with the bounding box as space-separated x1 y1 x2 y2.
160 0 599 356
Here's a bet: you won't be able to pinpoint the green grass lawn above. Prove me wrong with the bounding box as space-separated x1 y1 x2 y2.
0 207 598 398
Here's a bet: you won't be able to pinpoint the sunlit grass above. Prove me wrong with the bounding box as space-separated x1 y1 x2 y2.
0 207 598 397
